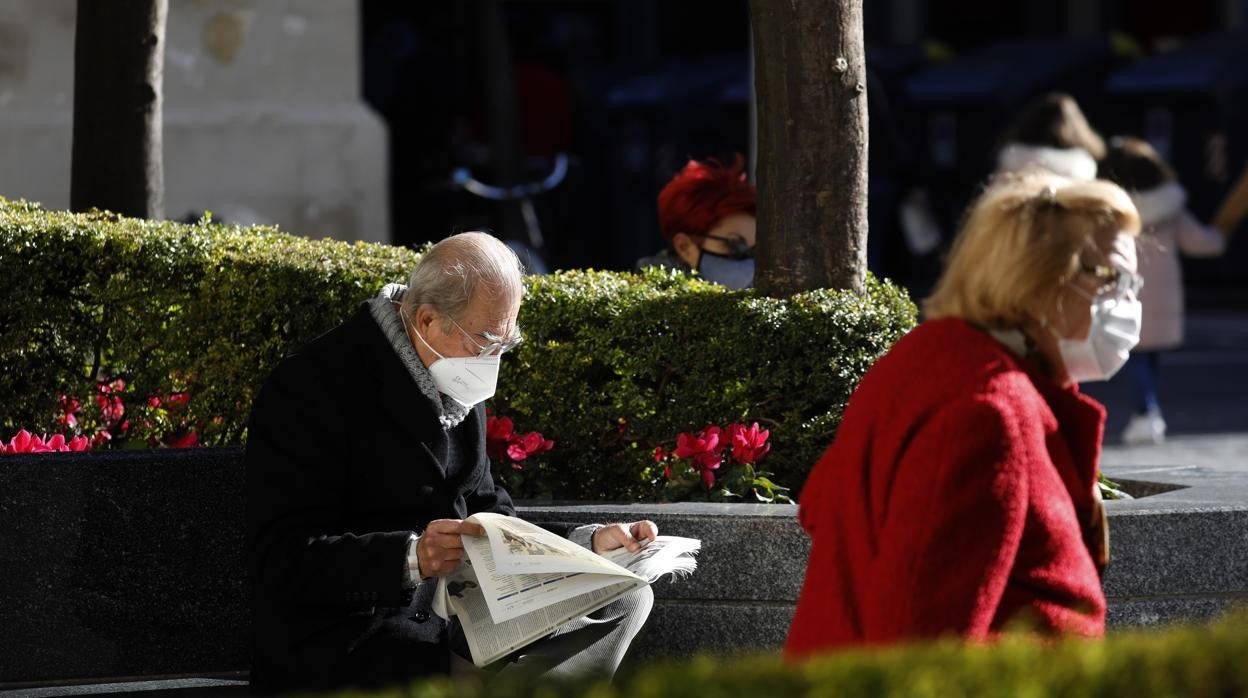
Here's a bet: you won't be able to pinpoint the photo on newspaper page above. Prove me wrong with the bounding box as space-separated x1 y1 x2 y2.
458 516 643 624
467 512 630 576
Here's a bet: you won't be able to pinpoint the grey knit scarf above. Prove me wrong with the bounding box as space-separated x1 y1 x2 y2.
368 283 472 430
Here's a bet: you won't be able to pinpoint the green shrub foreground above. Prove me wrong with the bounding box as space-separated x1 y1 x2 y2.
0 198 915 499
314 610 1248 698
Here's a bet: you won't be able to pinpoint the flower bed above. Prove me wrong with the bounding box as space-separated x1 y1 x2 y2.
0 198 915 500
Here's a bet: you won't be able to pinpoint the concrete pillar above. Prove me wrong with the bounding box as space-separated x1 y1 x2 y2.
0 0 389 244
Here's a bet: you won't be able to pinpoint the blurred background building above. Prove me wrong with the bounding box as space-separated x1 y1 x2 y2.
1 0 1247 304
0 0 387 242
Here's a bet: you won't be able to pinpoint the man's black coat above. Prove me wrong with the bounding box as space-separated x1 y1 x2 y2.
245 304 573 691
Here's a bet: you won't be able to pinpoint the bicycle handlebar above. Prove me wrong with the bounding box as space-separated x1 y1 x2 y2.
451 153 569 201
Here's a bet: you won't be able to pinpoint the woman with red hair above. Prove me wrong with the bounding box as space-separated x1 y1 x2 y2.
636 156 757 289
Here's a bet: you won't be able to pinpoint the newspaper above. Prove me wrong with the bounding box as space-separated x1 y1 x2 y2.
431 512 701 667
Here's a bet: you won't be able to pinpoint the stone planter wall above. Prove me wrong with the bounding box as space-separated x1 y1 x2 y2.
0 448 1244 684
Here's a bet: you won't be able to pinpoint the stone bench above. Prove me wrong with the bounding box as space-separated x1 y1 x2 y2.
1 448 1245 690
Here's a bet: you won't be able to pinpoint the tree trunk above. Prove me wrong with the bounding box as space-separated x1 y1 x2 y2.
750 0 868 295
70 0 167 220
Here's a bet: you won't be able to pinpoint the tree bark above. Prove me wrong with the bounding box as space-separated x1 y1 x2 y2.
70 0 167 220
750 0 868 295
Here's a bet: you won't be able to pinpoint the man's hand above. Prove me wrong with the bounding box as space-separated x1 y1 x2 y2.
592 520 658 555
417 519 486 577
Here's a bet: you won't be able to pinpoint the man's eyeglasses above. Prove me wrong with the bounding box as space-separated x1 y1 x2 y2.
1079 263 1143 299
449 317 524 357
700 233 754 260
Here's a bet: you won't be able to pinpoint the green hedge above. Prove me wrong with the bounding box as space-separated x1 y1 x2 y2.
315 610 1248 698
0 198 915 499
0 198 417 446
496 268 915 499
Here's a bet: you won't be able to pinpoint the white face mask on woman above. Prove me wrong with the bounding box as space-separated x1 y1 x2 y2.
1054 288 1142 383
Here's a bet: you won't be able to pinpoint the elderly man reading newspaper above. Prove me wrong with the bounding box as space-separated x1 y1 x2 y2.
246 233 691 693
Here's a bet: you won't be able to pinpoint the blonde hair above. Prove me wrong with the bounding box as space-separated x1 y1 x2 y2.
924 174 1140 328
400 232 524 328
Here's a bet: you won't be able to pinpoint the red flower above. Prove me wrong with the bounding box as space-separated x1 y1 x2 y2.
147 396 162 409
506 431 554 462
701 467 717 490
166 430 199 449
653 446 666 463
165 392 190 410
728 422 771 464
91 431 112 449
66 435 91 451
58 395 82 429
486 415 554 470
675 426 724 471
486 415 515 461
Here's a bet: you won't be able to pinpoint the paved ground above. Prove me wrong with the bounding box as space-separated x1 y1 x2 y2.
1085 310 1248 475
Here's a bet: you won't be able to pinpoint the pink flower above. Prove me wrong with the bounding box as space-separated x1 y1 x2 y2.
728 422 771 464
675 426 724 471
102 397 125 426
147 396 162 409
6 430 37 453
1 430 96 453
91 431 112 449
506 431 554 462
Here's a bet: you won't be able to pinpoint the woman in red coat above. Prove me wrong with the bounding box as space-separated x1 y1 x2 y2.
786 174 1143 657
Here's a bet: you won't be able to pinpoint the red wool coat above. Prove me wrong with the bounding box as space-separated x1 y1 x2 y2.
785 318 1108 658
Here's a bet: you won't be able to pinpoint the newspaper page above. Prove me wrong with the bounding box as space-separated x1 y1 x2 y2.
460 514 642 623
468 512 631 575
441 558 643 667
426 515 701 667
601 535 701 582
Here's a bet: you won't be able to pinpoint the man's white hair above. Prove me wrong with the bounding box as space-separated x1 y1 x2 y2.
400 232 524 326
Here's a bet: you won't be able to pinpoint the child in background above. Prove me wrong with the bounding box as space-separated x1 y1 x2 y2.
995 92 1105 181
1099 136 1231 444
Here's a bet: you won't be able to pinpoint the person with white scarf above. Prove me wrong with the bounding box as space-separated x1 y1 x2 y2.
994 92 1105 182
1099 136 1232 444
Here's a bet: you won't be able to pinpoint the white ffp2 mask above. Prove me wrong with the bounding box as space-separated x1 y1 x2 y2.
410 325 501 407
1054 292 1142 383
